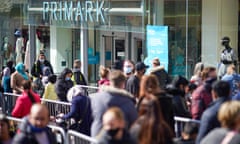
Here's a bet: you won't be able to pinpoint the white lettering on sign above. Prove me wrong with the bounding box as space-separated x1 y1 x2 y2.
42 0 106 23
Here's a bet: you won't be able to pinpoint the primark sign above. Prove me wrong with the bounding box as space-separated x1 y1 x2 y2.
42 0 107 24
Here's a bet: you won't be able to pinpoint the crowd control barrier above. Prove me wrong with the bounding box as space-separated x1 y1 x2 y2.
2 92 72 117
41 98 71 117
66 130 98 144
76 85 99 95
6 116 66 144
174 116 201 137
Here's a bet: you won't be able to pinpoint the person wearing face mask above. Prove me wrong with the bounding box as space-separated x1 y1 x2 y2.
97 107 136 144
12 104 57 144
31 51 53 79
218 36 237 79
55 68 74 102
122 60 135 78
126 62 149 99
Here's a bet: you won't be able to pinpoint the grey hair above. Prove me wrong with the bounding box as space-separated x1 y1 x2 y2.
67 85 87 102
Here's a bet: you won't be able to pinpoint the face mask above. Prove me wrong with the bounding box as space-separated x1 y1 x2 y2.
107 128 120 137
30 124 47 133
65 77 71 81
39 59 44 63
123 67 132 74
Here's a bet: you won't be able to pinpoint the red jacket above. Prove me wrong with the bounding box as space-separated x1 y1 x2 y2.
12 90 41 118
191 84 212 120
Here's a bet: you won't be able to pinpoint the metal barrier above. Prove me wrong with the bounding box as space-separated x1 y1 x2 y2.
2 92 71 117
67 130 98 144
174 116 200 137
76 85 99 95
41 98 71 117
6 116 66 144
2 93 20 115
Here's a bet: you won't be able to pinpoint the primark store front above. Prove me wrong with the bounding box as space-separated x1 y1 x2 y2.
0 0 238 83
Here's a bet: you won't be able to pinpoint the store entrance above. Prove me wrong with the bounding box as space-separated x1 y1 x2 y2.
101 31 128 68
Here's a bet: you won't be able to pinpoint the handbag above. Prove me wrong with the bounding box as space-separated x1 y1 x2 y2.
69 97 89 131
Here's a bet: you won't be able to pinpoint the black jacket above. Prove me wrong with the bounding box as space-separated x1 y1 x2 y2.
12 117 57 144
55 68 74 102
31 60 53 78
150 66 171 89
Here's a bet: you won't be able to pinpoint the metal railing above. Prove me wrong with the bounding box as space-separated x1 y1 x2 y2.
174 116 200 137
66 130 98 144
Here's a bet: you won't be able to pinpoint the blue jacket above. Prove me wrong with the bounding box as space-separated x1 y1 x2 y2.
62 95 92 136
221 73 240 97
196 97 230 144
90 86 137 137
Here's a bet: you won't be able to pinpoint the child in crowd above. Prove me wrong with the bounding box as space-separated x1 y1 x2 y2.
42 74 58 101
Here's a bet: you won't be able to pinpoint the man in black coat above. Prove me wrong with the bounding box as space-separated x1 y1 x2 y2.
31 52 53 78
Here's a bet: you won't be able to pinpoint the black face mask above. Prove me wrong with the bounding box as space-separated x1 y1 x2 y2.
107 128 121 137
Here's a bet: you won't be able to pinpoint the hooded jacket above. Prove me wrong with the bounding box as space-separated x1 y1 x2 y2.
90 86 137 137
150 66 171 89
55 68 74 102
12 117 57 144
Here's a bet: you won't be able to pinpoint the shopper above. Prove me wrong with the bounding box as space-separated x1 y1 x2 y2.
191 67 217 120
122 60 135 78
98 65 110 87
190 62 204 86
97 107 135 144
31 52 53 79
58 85 92 136
130 96 174 144
165 75 191 118
201 101 240 144
12 104 57 144
42 74 58 101
11 63 30 94
12 80 41 118
0 114 14 144
196 81 230 144
139 74 174 131
126 62 149 99
55 68 74 102
221 64 240 97
150 57 171 89
71 59 87 85
90 70 137 137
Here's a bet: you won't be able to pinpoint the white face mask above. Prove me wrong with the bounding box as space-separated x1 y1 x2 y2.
123 66 132 74
39 59 44 63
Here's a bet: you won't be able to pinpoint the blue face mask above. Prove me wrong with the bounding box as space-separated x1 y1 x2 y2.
65 77 71 81
123 67 132 74
30 124 47 133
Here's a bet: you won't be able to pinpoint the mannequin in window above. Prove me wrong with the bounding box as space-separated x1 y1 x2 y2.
1 36 13 66
218 36 237 79
14 30 24 64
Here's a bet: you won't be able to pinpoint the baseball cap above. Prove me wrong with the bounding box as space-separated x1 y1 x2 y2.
135 62 149 71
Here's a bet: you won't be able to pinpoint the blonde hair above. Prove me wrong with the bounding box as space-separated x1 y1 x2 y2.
103 107 125 121
218 101 240 129
99 65 110 79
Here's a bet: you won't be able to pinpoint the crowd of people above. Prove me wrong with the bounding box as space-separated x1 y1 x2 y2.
1 45 240 144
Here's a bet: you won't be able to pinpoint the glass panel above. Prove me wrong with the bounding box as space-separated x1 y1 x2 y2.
164 0 201 78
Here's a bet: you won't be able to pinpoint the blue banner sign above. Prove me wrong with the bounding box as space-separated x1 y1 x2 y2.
144 25 168 73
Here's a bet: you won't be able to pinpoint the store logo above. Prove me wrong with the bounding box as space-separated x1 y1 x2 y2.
43 0 106 23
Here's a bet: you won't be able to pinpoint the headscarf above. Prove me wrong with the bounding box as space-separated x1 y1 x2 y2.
67 85 87 102
15 63 28 80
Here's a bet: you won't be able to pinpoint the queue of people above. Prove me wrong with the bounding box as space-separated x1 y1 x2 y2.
2 49 240 144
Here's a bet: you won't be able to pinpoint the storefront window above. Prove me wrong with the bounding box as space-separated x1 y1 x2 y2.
165 0 201 78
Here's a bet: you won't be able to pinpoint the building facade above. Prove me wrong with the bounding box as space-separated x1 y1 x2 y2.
0 0 238 83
